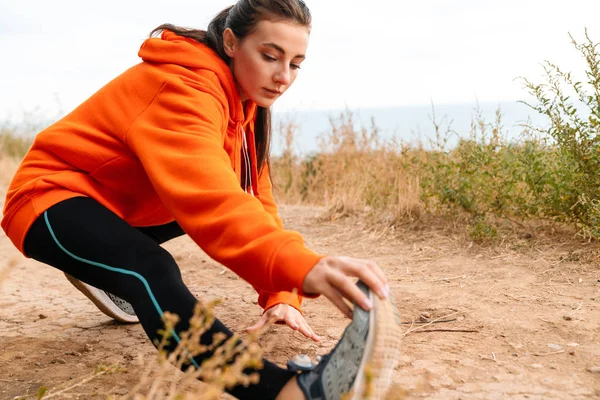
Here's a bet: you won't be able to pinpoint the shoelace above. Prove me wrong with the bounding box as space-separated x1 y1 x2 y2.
241 126 254 196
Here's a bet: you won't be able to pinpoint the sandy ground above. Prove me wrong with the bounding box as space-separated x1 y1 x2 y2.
1 200 599 399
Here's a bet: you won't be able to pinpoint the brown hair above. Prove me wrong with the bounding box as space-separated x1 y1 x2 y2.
150 0 312 176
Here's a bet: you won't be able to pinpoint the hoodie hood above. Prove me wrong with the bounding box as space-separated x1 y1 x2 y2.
138 30 249 123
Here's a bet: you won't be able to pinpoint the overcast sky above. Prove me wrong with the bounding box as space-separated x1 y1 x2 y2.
1 0 599 122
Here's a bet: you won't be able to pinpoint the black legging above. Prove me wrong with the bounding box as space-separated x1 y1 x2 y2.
23 196 295 399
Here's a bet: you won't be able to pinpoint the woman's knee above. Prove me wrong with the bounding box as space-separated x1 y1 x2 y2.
129 246 183 283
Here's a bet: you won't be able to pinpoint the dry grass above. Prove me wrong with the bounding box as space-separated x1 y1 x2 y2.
272 112 425 228
112 302 267 400
0 124 31 186
0 156 20 186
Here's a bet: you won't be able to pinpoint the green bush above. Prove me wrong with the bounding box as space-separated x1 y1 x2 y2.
522 29 600 238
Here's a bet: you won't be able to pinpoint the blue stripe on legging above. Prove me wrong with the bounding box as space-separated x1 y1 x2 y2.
43 211 200 369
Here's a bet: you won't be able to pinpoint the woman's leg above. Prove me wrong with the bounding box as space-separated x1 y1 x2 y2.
23 197 295 400
135 220 186 244
62 220 186 323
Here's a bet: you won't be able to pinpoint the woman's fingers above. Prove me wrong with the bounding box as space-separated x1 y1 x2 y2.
246 314 269 333
294 317 320 342
303 256 391 318
255 304 322 342
331 257 388 302
327 268 374 311
345 257 389 289
321 284 354 318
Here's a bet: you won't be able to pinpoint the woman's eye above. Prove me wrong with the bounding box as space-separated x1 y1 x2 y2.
262 54 277 62
290 64 301 70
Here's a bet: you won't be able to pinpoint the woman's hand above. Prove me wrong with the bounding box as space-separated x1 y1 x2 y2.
246 303 320 342
302 256 390 318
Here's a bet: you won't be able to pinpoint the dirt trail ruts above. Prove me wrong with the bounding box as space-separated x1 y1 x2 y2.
1 202 599 399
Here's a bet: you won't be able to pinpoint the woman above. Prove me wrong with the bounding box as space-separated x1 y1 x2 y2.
2 1 398 399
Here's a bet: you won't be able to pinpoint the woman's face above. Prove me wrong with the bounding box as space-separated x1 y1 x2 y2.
224 20 309 107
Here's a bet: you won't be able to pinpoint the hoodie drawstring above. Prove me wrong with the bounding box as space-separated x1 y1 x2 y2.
241 126 254 196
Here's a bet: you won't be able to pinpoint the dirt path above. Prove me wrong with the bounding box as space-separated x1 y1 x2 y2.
1 203 599 399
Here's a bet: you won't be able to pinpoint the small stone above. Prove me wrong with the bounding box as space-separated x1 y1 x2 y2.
569 351 575 355
587 366 600 373
547 343 562 350
13 352 25 360
38 314 47 319
566 343 579 347
35 362 41 367
84 344 93 352
531 363 543 369
563 315 573 321
50 358 66 364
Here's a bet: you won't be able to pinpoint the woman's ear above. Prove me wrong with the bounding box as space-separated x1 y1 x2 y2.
223 28 238 58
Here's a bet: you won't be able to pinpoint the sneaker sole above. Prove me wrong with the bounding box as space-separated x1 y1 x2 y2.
350 289 402 400
64 273 139 324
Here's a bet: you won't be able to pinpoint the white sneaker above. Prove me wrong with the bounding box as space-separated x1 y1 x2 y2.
64 273 139 323
294 280 402 400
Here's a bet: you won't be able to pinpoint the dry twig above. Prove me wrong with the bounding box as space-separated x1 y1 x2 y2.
533 350 565 357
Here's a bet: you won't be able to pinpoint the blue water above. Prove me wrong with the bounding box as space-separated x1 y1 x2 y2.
6 100 552 157
271 101 551 156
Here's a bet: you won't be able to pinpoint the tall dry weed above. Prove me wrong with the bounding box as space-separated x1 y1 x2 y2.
272 110 425 227
117 301 265 399
0 123 32 185
26 300 269 400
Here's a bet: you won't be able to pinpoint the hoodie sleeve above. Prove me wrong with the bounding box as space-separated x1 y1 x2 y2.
255 286 303 313
126 80 323 295
256 163 284 229
254 163 303 312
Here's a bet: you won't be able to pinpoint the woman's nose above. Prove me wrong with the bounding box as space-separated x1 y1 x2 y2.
274 66 290 86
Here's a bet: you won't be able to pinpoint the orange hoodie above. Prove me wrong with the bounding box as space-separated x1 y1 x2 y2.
1 31 322 312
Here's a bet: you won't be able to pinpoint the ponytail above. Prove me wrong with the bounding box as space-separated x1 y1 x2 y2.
206 6 234 62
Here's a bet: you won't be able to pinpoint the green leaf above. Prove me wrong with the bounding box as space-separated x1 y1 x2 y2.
37 387 48 399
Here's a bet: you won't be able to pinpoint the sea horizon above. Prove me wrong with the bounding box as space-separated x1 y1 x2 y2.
271 100 551 156
3 100 552 157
